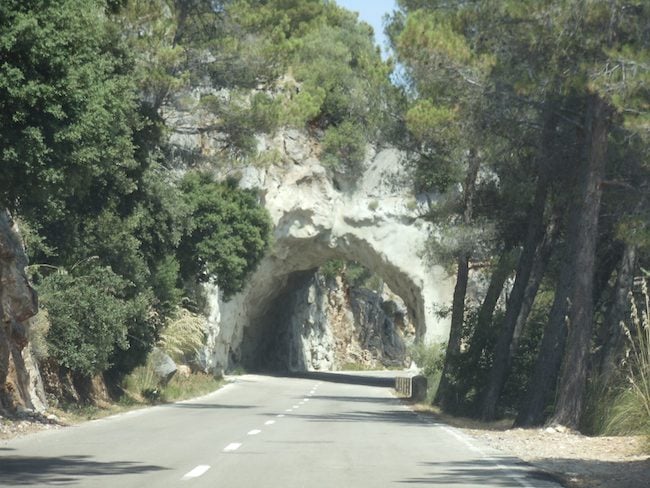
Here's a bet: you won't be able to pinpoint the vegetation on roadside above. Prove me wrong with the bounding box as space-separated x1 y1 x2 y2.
1 0 649 443
388 0 650 433
602 278 650 449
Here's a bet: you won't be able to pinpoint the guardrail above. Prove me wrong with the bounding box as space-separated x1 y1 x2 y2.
395 375 427 402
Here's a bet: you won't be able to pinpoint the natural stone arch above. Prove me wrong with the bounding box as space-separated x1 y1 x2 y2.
202 133 454 373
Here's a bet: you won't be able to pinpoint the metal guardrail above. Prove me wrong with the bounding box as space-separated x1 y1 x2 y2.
395 375 427 402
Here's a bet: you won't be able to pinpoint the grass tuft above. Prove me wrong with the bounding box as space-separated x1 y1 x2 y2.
604 278 650 451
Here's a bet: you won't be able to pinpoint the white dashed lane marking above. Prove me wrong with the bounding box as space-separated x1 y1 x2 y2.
181 465 210 480
265 420 276 425
223 443 241 452
248 429 261 436
277 414 285 418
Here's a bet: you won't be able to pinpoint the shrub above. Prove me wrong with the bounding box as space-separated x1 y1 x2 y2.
158 308 207 363
321 121 366 174
410 342 446 403
604 279 650 447
38 265 131 377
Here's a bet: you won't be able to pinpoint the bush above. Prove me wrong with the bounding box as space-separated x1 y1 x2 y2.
604 279 650 448
38 265 131 377
410 342 445 403
158 308 207 363
321 121 367 174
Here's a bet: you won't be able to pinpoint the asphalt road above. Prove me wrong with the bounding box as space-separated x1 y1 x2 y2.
0 372 562 487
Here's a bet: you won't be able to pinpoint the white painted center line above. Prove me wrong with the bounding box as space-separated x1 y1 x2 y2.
265 420 276 425
303 398 309 402
223 443 242 452
285 408 293 412
181 465 211 480
248 429 262 436
292 405 299 408
277 414 285 418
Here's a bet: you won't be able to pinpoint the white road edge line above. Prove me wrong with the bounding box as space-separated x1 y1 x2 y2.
438 425 537 488
223 443 242 452
181 465 210 480
248 429 262 435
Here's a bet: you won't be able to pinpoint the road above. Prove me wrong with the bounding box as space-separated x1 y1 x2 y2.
0 372 562 487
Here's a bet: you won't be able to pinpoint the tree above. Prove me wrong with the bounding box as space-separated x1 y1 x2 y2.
178 172 272 299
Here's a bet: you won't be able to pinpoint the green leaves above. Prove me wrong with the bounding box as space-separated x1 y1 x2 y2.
39 265 132 377
178 172 272 299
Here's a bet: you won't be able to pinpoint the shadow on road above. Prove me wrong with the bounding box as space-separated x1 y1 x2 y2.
0 455 168 486
301 394 399 405
399 459 563 486
169 403 256 410
286 371 396 387
286 409 424 425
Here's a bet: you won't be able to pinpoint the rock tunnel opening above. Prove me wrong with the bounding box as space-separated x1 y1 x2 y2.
237 261 417 374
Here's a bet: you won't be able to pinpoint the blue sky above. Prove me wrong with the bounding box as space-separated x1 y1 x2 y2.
335 0 398 56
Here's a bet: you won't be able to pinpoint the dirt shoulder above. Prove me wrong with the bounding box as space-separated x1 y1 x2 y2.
463 426 649 488
413 405 650 488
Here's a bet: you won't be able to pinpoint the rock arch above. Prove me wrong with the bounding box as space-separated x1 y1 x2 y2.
203 132 454 373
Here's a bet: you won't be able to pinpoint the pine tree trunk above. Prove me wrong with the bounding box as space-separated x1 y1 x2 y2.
434 150 480 410
479 114 555 420
480 177 549 419
435 253 470 410
511 217 559 354
463 250 515 376
550 94 612 428
598 243 637 386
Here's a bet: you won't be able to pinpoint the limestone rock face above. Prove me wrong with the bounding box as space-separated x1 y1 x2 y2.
164 98 454 374
239 271 414 372
217 140 454 372
0 210 46 412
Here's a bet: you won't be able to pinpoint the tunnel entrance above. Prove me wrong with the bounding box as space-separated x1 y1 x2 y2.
238 262 416 373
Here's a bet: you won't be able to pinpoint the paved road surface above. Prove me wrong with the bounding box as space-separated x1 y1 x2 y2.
0 372 562 487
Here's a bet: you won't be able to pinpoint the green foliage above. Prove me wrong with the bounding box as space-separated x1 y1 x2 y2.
178 171 272 299
122 355 222 404
38 265 133 377
321 121 367 172
320 259 345 283
410 342 445 403
0 0 141 217
604 280 650 447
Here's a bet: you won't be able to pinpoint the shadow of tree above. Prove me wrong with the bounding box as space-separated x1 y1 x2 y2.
169 403 256 410
0 455 168 486
287 371 397 387
399 458 563 486
285 409 425 425
526 457 650 488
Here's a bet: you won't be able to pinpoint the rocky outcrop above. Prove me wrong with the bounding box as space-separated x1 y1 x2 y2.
214 138 454 373
0 210 47 412
238 270 414 372
164 92 455 374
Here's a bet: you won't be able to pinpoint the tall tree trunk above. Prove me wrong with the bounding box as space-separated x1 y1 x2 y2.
479 115 555 420
434 150 480 410
598 243 638 386
550 94 612 428
456 250 515 406
516 149 586 426
511 217 559 353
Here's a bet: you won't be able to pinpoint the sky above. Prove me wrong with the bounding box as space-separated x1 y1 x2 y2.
335 0 398 57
